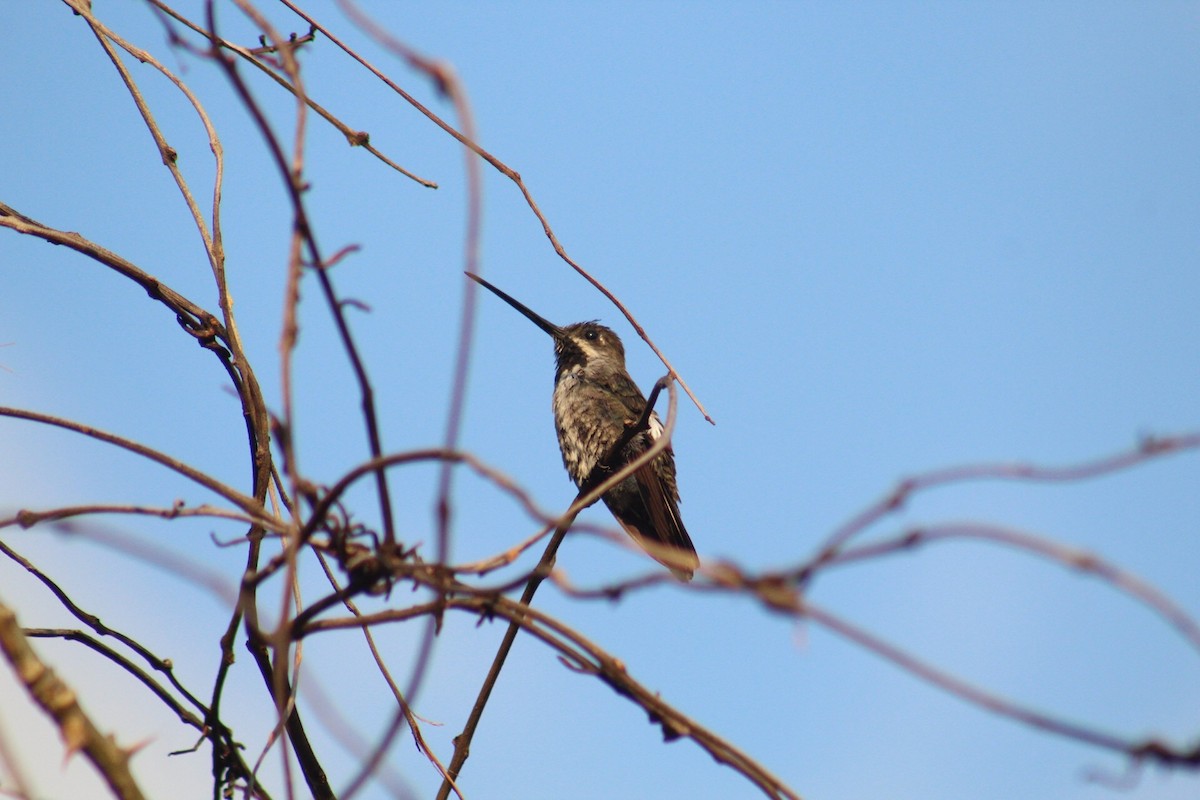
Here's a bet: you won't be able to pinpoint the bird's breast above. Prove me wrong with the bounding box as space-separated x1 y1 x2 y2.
551 373 628 487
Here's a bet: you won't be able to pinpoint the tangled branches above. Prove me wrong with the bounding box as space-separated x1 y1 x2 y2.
1 4 1197 800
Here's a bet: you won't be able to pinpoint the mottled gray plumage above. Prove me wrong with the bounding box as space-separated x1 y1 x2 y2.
469 274 699 580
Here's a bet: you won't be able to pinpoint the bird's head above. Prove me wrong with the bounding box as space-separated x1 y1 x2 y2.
468 274 627 379
555 321 626 377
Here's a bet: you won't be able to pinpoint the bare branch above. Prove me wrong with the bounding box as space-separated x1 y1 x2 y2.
301 587 802 800
826 522 1200 657
0 406 261 516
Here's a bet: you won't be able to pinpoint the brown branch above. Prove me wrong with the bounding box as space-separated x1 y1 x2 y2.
825 522 1200 656
0 30 280 788
301 585 800 800
549 503 1200 780
242 627 332 799
285 662 418 799
0 599 147 800
19 621 268 797
198 7 340 794
0 203 274 524
245 25 316 57
0 451 268 793
0 406 261 516
295 447 561 558
65 1 275 514
25 628 205 731
0 537 206 714
63 0 227 303
209 530 267 799
301 380 684 800
500 593 798 798
206 0 397 558
0 204 222 345
4 502 276 534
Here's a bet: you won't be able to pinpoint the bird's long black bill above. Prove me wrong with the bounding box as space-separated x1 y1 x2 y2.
466 273 562 338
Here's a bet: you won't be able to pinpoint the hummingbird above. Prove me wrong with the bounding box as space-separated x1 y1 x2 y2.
468 273 699 580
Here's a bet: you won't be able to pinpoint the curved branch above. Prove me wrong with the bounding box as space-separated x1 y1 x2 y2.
25 628 205 730
207 0 397 557
0 406 261 515
0 204 274 515
3 502 277 534
301 587 800 800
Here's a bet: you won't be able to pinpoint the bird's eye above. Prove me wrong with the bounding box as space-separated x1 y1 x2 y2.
584 330 598 341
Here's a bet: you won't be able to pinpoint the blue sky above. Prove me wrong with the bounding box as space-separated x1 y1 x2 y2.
2 3 1198 799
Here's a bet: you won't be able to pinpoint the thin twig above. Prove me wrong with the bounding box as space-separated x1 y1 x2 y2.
0 537 212 716
25 628 205 730
61 2 276 533
826 522 1200 656
312 551 462 799
280 0 713 425
3 502 277 534
209 4 344 795
148 0 436 187
209 0 397 558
